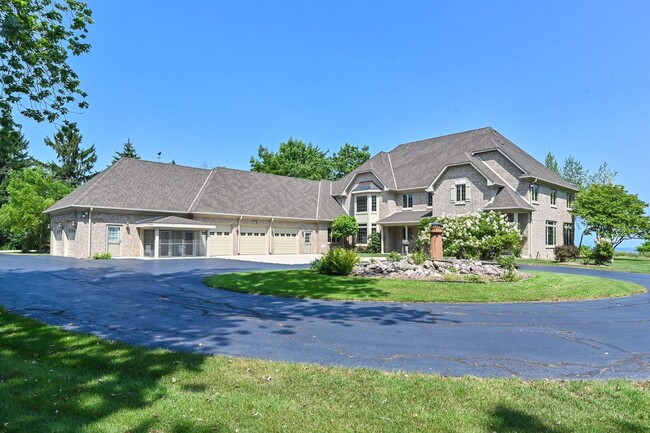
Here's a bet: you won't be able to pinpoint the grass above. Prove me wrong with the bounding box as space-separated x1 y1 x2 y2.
1 308 649 433
517 256 650 274
204 270 645 303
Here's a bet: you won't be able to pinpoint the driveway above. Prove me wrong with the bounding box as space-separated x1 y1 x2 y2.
1 254 649 379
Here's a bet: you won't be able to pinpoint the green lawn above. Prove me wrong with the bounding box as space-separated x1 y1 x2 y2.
517 256 650 274
204 270 645 303
1 308 648 433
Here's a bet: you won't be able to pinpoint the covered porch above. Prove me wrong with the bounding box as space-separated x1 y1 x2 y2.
376 210 431 254
136 216 215 258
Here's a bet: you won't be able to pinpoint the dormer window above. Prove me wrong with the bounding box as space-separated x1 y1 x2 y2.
402 193 413 208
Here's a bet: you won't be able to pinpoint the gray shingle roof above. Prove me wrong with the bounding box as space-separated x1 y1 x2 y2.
189 168 343 220
484 187 536 211
376 210 432 225
136 215 212 226
332 127 577 195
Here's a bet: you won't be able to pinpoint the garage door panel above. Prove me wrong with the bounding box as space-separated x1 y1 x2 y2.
208 225 232 256
274 227 299 254
240 226 268 255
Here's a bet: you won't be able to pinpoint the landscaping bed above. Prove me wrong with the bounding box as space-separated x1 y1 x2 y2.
1 308 649 433
204 269 645 303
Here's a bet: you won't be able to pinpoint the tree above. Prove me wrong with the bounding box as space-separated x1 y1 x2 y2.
0 0 93 126
330 215 358 248
545 151 560 174
589 162 617 185
0 121 30 204
0 166 73 251
250 138 332 180
250 138 371 181
111 138 139 164
560 155 589 190
331 143 371 180
45 121 97 185
572 183 650 249
637 240 650 255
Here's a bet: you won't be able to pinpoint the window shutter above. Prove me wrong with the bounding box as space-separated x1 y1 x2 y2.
450 185 456 202
466 184 471 202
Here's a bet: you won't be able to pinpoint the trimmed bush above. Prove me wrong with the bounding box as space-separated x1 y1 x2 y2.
387 251 402 262
92 252 112 260
554 245 580 262
367 232 381 253
411 250 427 265
313 247 360 276
592 238 614 265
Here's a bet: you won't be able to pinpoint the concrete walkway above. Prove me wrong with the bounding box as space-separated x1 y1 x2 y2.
1 254 649 379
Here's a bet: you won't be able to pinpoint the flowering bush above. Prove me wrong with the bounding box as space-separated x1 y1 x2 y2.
417 212 523 260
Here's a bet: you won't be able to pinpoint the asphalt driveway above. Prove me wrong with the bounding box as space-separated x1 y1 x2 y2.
1 254 649 379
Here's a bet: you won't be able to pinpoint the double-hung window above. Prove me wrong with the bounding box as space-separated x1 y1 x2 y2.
356 227 368 244
550 189 557 206
356 195 367 213
530 184 539 203
402 193 413 209
545 221 557 246
427 192 433 207
371 195 377 212
567 193 574 209
563 223 574 246
456 184 466 202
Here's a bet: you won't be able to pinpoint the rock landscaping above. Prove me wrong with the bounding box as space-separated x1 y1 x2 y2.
352 257 528 282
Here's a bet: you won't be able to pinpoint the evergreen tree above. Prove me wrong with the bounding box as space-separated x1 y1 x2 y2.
45 121 97 185
0 121 31 205
111 138 140 164
544 151 560 174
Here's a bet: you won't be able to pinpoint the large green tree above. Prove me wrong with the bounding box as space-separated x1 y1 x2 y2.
111 138 139 164
250 138 370 181
0 166 73 251
0 0 92 125
572 183 650 249
0 121 30 204
45 121 96 184
331 143 371 180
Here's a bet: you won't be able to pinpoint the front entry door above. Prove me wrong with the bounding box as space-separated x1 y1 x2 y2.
304 231 312 253
107 226 121 257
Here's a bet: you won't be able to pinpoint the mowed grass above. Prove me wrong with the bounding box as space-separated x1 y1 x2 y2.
1 309 649 433
204 270 645 303
518 256 650 274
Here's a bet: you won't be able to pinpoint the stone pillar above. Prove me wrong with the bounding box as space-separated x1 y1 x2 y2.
429 222 443 260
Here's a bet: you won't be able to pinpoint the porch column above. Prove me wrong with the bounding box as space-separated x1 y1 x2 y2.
379 225 384 253
154 228 159 258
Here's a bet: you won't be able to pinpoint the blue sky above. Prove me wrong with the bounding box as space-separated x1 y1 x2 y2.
19 1 650 248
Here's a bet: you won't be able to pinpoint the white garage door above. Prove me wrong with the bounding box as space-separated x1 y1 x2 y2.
208 225 232 256
240 225 268 255
273 227 299 254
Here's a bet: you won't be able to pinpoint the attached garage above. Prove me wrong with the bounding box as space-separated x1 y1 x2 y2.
208 225 232 256
273 227 299 254
239 225 268 255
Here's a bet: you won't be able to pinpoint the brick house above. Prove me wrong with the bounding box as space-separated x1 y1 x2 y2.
45 127 577 259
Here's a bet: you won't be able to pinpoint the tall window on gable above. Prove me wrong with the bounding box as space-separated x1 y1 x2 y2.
550 189 557 206
567 193 574 209
530 184 539 203
427 192 433 207
546 221 557 246
456 184 466 202
356 195 367 213
402 193 413 208
371 195 377 212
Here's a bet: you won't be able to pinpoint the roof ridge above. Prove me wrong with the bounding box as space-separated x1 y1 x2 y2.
387 153 398 189
120 157 211 172
217 166 326 184
389 127 494 152
315 180 322 220
187 169 214 213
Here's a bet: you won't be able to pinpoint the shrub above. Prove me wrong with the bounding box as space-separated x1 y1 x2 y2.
411 250 427 265
637 240 650 257
554 245 580 262
314 247 360 276
367 232 381 253
497 255 518 282
92 252 112 260
387 251 402 262
592 238 614 265
418 212 523 260
355 245 368 253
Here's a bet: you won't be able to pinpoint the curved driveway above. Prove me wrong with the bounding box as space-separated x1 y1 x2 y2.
1 254 649 379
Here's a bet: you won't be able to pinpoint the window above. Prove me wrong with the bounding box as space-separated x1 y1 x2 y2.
371 223 377 234
456 184 466 202
356 195 367 213
427 192 433 207
567 193 574 209
545 221 557 246
550 189 557 206
356 227 368 244
371 195 377 212
327 227 342 243
402 193 413 208
563 223 574 246
530 184 539 202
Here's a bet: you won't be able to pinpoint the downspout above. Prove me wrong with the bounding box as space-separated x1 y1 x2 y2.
237 216 242 255
269 218 274 254
87 207 93 258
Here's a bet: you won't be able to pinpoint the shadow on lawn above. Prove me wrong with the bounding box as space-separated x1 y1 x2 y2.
0 309 220 432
